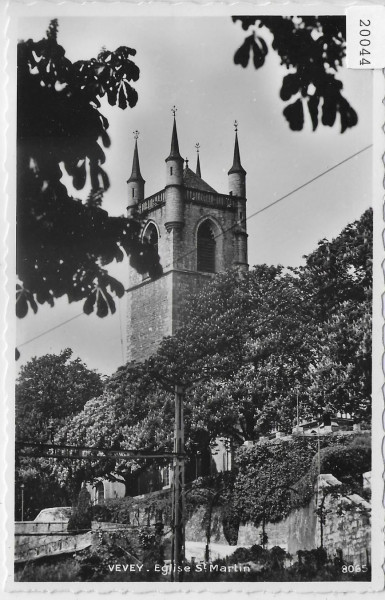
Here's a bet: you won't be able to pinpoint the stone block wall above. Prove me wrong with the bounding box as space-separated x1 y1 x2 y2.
126 272 173 362
185 506 228 545
315 475 371 564
184 473 371 566
127 269 212 362
287 500 318 554
237 520 289 549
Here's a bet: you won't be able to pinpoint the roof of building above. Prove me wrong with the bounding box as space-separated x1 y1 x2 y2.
196 153 201 178
166 117 183 162
183 167 217 193
228 131 246 176
127 139 145 184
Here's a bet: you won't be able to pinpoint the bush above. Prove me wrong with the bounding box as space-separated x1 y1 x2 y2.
317 444 371 488
67 485 92 533
91 504 112 522
15 556 80 582
67 510 91 534
231 434 371 526
104 491 171 525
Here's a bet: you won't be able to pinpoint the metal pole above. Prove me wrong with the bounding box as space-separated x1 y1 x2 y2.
317 433 321 476
21 484 24 521
172 385 185 582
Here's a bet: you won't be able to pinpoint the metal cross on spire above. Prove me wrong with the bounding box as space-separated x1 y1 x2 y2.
234 120 238 132
195 142 200 154
133 130 139 140
171 105 177 117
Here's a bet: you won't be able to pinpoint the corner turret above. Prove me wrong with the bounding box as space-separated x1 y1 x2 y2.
228 121 246 198
165 107 184 232
127 131 145 216
195 143 201 178
229 122 248 271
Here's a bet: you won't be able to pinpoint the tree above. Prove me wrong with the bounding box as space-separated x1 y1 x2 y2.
49 362 174 499
33 211 371 502
15 348 103 442
17 20 161 322
15 349 104 513
149 209 372 438
233 16 358 132
15 348 103 519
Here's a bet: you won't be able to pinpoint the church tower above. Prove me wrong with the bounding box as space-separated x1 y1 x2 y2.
126 111 248 362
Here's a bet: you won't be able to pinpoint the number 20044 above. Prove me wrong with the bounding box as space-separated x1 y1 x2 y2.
359 19 371 65
341 564 368 573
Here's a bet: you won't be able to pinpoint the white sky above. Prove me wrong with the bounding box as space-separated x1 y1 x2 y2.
16 16 373 376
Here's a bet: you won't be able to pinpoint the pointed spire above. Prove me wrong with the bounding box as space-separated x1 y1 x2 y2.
195 143 201 178
166 106 183 162
228 121 246 175
127 131 145 183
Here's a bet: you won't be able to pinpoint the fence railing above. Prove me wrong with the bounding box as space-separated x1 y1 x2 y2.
185 188 238 210
138 190 165 213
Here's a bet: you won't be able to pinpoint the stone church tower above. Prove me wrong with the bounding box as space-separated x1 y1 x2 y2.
126 112 248 362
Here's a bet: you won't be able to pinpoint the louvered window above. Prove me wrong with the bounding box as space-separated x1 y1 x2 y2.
197 221 216 273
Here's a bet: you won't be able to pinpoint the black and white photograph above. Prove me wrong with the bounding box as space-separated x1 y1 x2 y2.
3 1 383 593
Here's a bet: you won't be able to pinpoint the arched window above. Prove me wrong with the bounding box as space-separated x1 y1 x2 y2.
197 221 216 273
143 223 158 254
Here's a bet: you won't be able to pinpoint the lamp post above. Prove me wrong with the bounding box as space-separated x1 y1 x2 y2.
20 483 25 522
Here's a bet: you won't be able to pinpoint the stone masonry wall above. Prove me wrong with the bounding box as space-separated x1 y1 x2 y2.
315 475 371 565
184 474 371 566
127 269 213 362
126 272 173 362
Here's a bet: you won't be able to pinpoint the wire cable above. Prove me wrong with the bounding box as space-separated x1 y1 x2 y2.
17 313 84 349
17 144 372 350
165 143 372 269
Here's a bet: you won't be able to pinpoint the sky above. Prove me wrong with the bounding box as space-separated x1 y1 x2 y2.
15 15 374 376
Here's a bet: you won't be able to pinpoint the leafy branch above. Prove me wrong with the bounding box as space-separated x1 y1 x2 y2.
233 16 357 132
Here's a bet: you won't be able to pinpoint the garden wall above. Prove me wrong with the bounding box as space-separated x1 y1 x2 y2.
185 474 371 565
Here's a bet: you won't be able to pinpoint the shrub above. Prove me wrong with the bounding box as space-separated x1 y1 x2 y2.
67 485 92 533
91 504 112 522
104 491 171 525
317 444 371 488
231 433 371 526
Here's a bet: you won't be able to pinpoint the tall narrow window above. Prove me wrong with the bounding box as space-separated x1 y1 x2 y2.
197 221 216 273
170 167 173 176
96 482 105 505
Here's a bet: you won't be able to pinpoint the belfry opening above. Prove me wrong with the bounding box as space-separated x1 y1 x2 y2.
197 221 216 273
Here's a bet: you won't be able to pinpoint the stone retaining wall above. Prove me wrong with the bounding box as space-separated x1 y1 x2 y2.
184 474 371 565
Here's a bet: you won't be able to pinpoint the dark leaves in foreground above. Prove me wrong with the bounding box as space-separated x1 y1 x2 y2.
232 16 357 132
17 20 160 321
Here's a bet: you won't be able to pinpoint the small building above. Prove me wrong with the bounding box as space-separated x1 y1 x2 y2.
86 478 126 505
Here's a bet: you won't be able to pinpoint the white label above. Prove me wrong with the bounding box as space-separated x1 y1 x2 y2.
346 5 385 68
